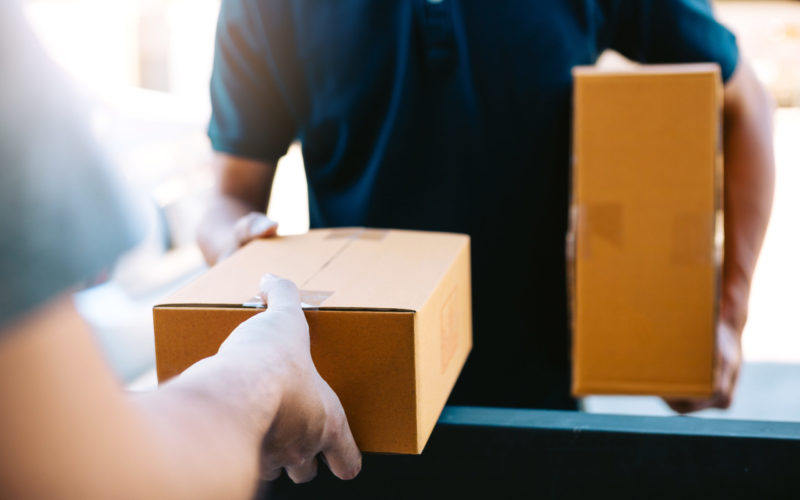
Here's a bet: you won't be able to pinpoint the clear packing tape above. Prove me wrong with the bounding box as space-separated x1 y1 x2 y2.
243 290 335 309
569 203 720 265
326 228 388 241
566 198 725 359
241 228 388 310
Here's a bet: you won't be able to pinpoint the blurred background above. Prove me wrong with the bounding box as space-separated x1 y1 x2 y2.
21 0 800 419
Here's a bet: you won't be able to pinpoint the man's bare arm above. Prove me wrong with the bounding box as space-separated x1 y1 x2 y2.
720 59 775 334
197 153 279 265
666 57 775 413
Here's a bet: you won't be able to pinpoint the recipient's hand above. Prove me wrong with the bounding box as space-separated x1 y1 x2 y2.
214 274 361 483
663 320 742 413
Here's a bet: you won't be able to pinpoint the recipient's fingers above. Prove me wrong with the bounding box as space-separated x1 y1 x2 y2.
259 274 301 312
320 392 361 480
285 457 319 484
322 432 361 481
259 465 283 482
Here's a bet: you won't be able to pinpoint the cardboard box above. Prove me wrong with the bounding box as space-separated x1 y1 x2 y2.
570 64 723 398
154 228 472 454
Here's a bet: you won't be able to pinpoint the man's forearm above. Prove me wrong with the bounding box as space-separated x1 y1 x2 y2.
722 61 776 333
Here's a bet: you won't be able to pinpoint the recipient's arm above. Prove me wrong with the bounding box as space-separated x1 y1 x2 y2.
0 276 360 499
197 153 280 265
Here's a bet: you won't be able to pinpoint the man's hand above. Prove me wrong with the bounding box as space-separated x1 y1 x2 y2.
221 211 279 260
197 153 279 265
213 274 361 483
664 320 742 413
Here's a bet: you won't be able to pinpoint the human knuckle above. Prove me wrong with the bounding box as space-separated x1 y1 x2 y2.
259 460 282 481
282 455 301 468
297 441 320 459
326 416 345 440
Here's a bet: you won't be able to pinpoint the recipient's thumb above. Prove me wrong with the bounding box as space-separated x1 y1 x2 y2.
259 274 301 312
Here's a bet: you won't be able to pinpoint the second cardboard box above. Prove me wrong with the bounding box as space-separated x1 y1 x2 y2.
570 64 723 398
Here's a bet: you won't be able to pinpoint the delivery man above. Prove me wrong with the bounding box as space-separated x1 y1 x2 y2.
198 0 775 412
0 1 360 496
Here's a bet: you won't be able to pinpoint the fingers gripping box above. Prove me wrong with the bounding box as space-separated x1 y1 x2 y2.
153 228 472 454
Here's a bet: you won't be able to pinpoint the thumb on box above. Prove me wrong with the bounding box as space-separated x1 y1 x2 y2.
259 274 301 312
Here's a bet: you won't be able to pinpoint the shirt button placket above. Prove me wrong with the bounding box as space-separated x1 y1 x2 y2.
420 0 456 71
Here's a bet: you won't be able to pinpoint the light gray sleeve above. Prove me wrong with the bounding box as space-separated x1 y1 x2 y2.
0 1 144 327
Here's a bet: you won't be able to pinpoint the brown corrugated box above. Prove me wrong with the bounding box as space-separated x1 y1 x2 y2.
153 228 472 454
570 64 723 398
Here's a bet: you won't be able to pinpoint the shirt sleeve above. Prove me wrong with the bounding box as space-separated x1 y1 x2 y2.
0 1 144 327
208 0 300 163
604 0 739 83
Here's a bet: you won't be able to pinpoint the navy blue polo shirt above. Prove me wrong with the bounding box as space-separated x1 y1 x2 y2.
209 0 738 410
